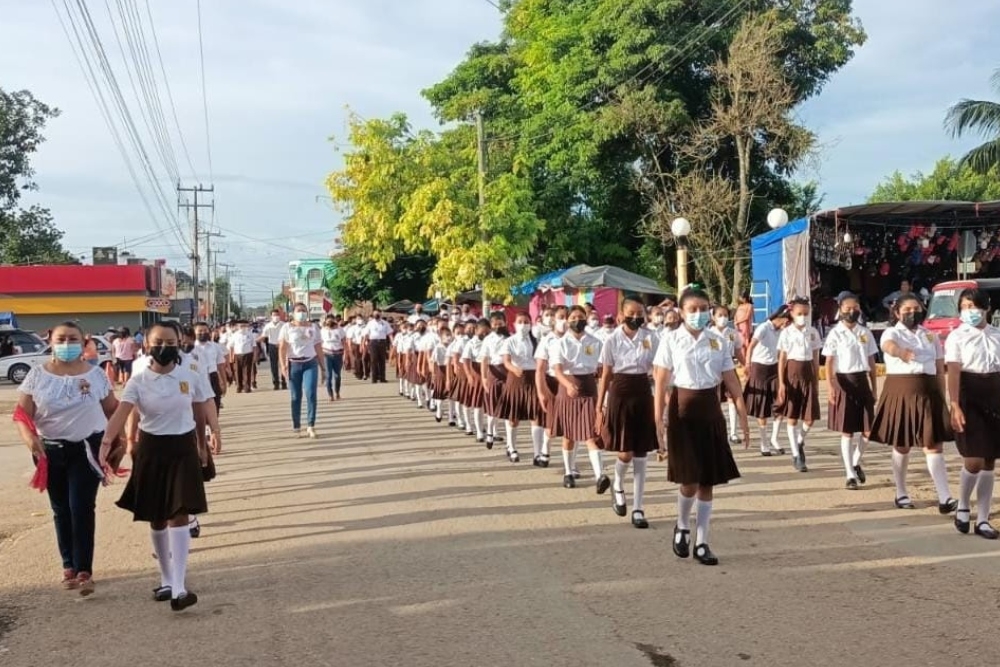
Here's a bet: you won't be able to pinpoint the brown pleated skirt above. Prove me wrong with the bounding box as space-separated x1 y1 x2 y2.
463 368 485 408
432 365 449 399
869 374 953 449
541 374 561 435
406 354 425 385
483 364 507 417
498 369 542 422
955 372 1000 459
116 430 207 523
778 360 820 421
450 367 467 404
554 374 599 443
667 387 741 486
743 362 778 419
602 373 657 454
827 371 874 434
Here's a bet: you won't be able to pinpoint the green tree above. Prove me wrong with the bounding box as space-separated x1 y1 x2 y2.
0 88 76 264
327 251 434 309
945 69 1000 174
868 157 1000 203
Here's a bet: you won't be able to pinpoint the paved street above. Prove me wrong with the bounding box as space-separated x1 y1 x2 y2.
1 372 999 666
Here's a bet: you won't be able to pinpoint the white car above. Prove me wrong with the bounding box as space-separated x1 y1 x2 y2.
0 335 114 384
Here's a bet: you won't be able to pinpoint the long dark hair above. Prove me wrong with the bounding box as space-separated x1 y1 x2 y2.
889 293 924 326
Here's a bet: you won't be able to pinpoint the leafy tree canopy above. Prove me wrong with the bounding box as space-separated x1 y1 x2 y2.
868 157 1000 203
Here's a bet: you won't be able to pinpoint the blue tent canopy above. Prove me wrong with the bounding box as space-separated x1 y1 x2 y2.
511 266 586 296
749 218 809 323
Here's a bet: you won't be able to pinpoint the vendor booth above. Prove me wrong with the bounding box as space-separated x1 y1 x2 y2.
514 264 668 320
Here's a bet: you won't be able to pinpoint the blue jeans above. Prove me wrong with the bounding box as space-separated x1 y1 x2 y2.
43 434 103 573
289 358 318 429
324 353 343 396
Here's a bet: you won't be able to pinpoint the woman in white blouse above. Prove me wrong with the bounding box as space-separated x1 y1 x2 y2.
653 288 748 566
945 288 999 538
497 313 544 464
320 315 346 401
14 322 119 595
776 298 822 472
742 306 791 457
552 306 609 492
461 319 490 442
100 322 219 611
534 306 570 470
822 294 878 490
869 294 956 513
278 302 325 439
478 313 510 448
595 298 657 528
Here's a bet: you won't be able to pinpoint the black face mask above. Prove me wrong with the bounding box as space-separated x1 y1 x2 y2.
901 312 924 330
478 332 487 340
196 333 210 343
374 314 381 320
623 316 644 331
149 344 179 367
569 320 587 334
666 321 681 330
495 326 509 337
417 328 427 335
181 343 194 354
840 310 860 324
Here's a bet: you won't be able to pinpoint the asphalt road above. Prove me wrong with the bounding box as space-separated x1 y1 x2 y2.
1 372 998 667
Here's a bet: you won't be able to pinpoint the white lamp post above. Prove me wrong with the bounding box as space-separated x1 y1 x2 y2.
671 217 691 289
767 208 789 229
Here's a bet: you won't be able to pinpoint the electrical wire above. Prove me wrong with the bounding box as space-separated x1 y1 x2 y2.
196 0 214 182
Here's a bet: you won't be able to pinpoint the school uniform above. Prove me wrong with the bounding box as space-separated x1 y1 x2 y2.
195 340 227 408
822 322 877 434
431 340 450 401
534 332 564 436
551 332 603 443
364 318 392 383
350 322 369 380
261 319 286 389
478 332 508 420
400 333 422 387
447 335 469 428
599 326 657 454
743 321 781 419
227 329 256 393
944 324 1000 461
461 336 487 414
776 324 822 422
497 332 542 422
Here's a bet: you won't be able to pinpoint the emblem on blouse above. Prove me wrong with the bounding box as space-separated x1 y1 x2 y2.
642 339 651 350
584 345 594 355
78 379 91 396
179 381 190 395
859 335 869 344
926 333 935 342
709 339 720 350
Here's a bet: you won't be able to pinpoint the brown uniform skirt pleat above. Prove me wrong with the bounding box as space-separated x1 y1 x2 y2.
498 368 542 422
827 371 874 434
554 374 599 443
463 367 485 408
869 374 952 449
450 366 466 404
406 353 425 385
116 430 207 523
778 360 820 421
483 364 507 417
955 372 1000 459
667 387 740 486
743 362 778 419
602 373 657 454
432 364 449 399
541 374 561 435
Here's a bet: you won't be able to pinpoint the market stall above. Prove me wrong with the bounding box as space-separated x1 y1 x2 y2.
514 264 668 320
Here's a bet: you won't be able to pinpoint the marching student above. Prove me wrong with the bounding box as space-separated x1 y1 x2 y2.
343 314 358 374
534 306 570 469
446 322 469 430
479 313 510 449
178 324 219 538
227 320 256 393
408 320 430 407
462 319 490 442
278 303 325 439
776 298 822 472
742 305 791 456
663 309 682 331
870 294 956 513
532 306 554 339
710 304 746 445
653 288 748 566
364 309 392 384
822 294 878 490
595 298 657 528
945 288 999 538
351 315 370 381
194 322 228 412
394 322 413 397
416 321 438 410
498 312 544 464
100 322 219 611
321 315 346 401
551 306 609 492
431 323 453 423
260 309 287 390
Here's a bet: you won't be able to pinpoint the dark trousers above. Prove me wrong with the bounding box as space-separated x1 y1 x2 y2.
236 353 254 391
354 346 370 380
209 371 223 412
43 434 102 574
268 344 285 389
369 339 388 382
324 353 343 396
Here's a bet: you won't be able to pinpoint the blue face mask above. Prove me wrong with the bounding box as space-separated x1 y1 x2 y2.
685 311 711 331
53 343 82 362
960 308 984 327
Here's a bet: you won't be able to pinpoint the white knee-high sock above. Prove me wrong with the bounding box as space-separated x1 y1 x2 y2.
587 447 603 479
473 408 484 438
788 424 801 457
892 450 910 499
436 400 443 419
771 419 781 444
416 384 425 406
852 435 866 467
677 493 695 530
541 432 551 457
568 443 578 472
505 420 516 452
800 422 811 442
959 467 977 511
151 528 171 588
486 415 497 440
925 452 952 504
695 500 713 545
399 378 405 393
632 457 648 511
727 402 737 436
463 405 472 431
562 448 573 475
614 458 629 492
531 425 545 458
977 471 995 523
167 525 192 598
841 435 855 479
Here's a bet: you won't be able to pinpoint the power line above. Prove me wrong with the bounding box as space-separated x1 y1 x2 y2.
196 0 214 182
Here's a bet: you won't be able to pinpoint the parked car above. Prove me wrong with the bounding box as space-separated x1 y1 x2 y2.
925 278 1000 342
0 328 46 357
0 335 114 384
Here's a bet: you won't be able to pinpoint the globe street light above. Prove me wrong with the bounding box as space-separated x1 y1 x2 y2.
671 217 691 289
767 208 789 229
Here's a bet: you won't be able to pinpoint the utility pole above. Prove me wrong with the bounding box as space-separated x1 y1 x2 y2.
200 230 223 323
211 248 226 322
474 109 488 313
177 183 215 317
237 283 245 315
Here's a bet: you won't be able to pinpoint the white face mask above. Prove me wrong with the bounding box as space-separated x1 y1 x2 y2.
793 314 809 327
588 318 599 328
271 316 280 324
356 318 364 326
715 315 728 328
515 322 530 336
653 315 665 325
554 319 568 334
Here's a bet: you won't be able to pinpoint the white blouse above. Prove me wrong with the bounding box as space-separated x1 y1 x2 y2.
881 323 942 376
280 324 322 360
121 365 210 435
321 327 346 352
750 321 781 365
432 341 450 366
462 336 485 363
478 332 507 365
777 324 822 362
653 328 735 390
944 323 1000 374
552 333 602 375
822 323 877 374
534 332 563 377
500 333 537 371
599 327 656 374
19 365 112 442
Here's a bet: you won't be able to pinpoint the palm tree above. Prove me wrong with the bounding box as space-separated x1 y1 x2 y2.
945 69 1000 173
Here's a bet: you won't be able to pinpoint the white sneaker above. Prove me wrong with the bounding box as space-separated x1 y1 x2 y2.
307 427 317 439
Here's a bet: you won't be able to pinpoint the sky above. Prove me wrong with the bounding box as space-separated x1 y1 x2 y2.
1 0 999 305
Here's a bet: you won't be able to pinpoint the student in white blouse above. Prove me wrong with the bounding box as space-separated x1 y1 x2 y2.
870 294 956 513
534 306 570 470
445 321 470 431
430 323 454 423
653 288 747 566
278 302 325 439
822 294 878 490
945 288 1000 539
321 315 346 401
710 305 746 446
478 313 510 447
776 298 823 472
462 320 490 441
100 322 219 612
551 306 608 492
14 321 119 596
497 313 544 464
742 306 791 456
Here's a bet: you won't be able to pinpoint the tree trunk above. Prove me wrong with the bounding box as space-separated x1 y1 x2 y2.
732 136 752 306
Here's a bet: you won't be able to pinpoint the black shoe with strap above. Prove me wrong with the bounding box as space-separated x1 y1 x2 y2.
672 525 690 559
975 521 999 540
631 510 649 529
612 489 627 517
955 509 971 534
693 543 719 566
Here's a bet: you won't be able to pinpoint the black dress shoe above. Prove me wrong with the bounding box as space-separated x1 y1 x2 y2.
759 450 773 457
894 496 916 510
672 525 690 559
853 465 867 484
538 455 549 468
508 450 520 463
954 509 971 534
631 510 649 529
170 591 198 611
485 437 494 450
793 456 808 473
612 489 627 517
435 416 442 423
939 498 959 515
563 474 576 489
693 544 719 566
596 474 611 495
153 586 172 602
975 522 1000 540
845 478 859 490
